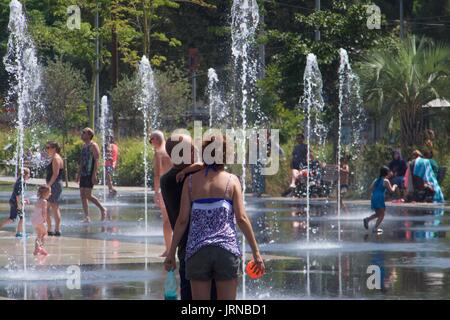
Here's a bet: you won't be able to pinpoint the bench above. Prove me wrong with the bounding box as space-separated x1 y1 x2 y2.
322 164 339 183
292 164 338 198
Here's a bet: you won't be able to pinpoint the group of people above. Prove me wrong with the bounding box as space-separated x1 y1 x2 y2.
0 141 64 256
0 141 64 238
151 130 264 300
282 132 445 234
1 127 264 300
365 147 445 233
282 133 350 202
0 128 120 255
1 125 445 297
387 149 444 203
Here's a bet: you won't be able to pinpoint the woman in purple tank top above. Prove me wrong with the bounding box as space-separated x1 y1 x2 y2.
164 135 264 300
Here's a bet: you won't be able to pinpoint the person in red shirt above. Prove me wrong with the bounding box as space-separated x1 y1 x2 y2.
105 136 119 197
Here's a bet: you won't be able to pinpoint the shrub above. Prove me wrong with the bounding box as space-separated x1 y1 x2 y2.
352 142 393 198
114 138 154 187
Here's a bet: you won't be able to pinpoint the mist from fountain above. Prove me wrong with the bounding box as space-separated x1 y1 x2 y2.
136 56 158 234
100 95 112 203
338 48 366 230
3 0 44 276
231 0 260 300
302 53 325 243
207 68 227 128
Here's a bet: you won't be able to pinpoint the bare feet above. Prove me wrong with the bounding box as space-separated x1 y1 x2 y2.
101 210 107 221
82 216 91 223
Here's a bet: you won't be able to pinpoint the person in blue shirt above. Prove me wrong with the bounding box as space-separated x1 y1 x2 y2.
0 168 31 237
363 166 397 234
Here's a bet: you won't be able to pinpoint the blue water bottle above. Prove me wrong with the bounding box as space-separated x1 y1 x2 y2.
164 270 178 300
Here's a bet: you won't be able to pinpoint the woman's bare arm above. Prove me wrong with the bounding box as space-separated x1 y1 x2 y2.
164 180 191 270
153 153 162 192
176 162 205 182
91 143 100 184
232 176 265 271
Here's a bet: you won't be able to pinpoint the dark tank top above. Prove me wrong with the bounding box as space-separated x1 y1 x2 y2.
80 143 95 177
46 158 64 184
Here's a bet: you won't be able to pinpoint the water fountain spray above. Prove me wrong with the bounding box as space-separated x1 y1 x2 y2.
231 0 260 299
338 48 366 239
136 56 158 234
302 53 325 243
3 0 43 274
100 96 111 203
207 68 227 128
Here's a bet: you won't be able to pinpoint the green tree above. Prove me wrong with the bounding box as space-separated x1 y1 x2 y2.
110 64 192 135
156 64 192 130
42 58 89 185
358 36 450 150
110 75 140 136
261 0 396 153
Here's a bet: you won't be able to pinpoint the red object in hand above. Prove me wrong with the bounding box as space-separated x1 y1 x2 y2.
245 260 264 279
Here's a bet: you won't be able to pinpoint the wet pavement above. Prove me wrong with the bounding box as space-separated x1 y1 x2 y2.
0 189 449 299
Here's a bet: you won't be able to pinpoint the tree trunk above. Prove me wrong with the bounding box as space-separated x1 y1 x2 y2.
111 25 119 87
400 104 424 151
90 71 96 129
142 0 149 57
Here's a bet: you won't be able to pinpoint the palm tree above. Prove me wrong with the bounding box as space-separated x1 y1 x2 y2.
358 36 450 150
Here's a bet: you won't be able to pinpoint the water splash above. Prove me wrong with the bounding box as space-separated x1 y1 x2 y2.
136 56 158 233
302 54 325 243
231 0 260 300
207 68 227 128
338 49 365 156
3 0 44 275
338 49 366 227
100 96 112 203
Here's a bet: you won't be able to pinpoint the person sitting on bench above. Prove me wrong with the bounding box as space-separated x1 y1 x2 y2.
405 150 444 203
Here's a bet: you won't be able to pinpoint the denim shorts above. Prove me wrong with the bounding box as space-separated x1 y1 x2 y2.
186 246 241 281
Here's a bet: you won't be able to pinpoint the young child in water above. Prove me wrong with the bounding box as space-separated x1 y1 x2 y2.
0 168 31 237
363 166 397 234
32 185 51 256
339 156 350 208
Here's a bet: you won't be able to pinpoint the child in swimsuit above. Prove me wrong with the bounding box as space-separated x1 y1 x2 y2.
32 185 51 256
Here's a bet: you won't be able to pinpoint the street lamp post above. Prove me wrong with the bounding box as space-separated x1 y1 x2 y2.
94 0 100 130
315 0 321 41
400 0 404 39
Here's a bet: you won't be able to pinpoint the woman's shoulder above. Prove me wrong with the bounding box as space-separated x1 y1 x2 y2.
225 172 240 185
